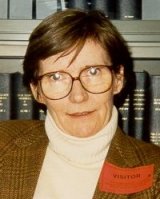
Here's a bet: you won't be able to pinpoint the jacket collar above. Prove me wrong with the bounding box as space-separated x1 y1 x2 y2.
106 127 141 167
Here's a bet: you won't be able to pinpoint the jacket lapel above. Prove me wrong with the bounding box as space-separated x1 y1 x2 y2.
0 121 48 199
92 127 144 199
106 127 141 168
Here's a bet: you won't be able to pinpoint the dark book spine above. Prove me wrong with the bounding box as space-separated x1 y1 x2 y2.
128 71 150 141
0 73 12 120
118 94 130 134
67 0 89 10
116 0 142 20
32 0 36 19
91 0 116 19
11 72 39 120
149 75 160 146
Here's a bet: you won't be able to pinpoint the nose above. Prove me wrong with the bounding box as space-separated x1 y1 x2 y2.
69 79 88 103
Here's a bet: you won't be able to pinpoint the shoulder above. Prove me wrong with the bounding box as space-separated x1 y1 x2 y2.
127 133 160 154
0 120 45 148
112 128 160 167
0 120 44 128
0 120 44 136
123 130 160 166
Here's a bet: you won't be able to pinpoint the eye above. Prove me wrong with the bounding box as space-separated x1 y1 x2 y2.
88 66 101 76
49 72 62 81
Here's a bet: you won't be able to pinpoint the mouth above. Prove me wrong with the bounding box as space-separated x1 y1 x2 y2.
68 111 94 118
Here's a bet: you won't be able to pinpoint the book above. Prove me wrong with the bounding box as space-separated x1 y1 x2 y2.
9 0 33 19
142 0 160 20
0 73 12 120
36 0 60 19
149 75 160 146
115 0 142 20
67 0 89 10
32 0 36 19
11 72 39 120
91 0 116 19
0 0 8 19
128 71 150 141
118 94 130 135
116 69 135 136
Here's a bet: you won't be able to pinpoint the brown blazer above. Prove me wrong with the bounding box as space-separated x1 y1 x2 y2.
0 120 160 199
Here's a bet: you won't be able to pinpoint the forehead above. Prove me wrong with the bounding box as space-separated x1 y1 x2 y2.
39 40 111 74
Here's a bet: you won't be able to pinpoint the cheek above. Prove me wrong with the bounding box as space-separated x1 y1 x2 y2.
101 92 115 124
38 86 64 111
93 90 114 116
103 93 114 112
98 89 114 106
43 98 67 119
45 100 62 111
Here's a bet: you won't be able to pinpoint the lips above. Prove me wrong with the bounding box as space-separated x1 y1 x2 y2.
68 111 94 117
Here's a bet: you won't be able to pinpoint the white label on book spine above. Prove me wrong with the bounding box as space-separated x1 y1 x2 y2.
61 0 66 10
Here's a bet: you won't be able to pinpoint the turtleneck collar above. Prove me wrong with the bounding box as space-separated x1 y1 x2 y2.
45 106 118 167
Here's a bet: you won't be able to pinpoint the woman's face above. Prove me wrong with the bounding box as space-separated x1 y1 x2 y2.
31 40 124 137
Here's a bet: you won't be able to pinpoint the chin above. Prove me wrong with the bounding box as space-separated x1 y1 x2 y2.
67 126 99 138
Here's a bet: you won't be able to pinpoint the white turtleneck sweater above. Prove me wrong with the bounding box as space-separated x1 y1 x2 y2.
33 106 118 199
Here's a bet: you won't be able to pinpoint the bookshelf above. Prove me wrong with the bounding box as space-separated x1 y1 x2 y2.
0 20 160 74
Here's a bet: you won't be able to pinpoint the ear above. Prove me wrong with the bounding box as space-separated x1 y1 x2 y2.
113 65 124 95
30 83 45 104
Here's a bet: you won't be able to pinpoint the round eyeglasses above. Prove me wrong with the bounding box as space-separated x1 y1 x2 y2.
37 65 113 100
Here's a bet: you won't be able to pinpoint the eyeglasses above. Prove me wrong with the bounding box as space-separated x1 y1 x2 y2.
37 65 113 100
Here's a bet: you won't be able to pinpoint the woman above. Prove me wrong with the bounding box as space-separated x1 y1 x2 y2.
0 9 160 199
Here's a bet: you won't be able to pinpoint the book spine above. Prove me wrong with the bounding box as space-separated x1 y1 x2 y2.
32 0 36 19
67 0 89 10
36 0 58 19
91 0 116 19
9 0 33 19
142 0 160 20
149 75 160 145
116 0 142 20
118 94 130 134
0 0 8 19
60 0 67 10
128 71 150 141
0 73 12 120
11 72 39 120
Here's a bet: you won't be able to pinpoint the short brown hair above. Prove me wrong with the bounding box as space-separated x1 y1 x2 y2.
23 9 133 104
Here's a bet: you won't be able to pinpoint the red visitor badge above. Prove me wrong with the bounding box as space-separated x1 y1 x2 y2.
99 162 154 194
